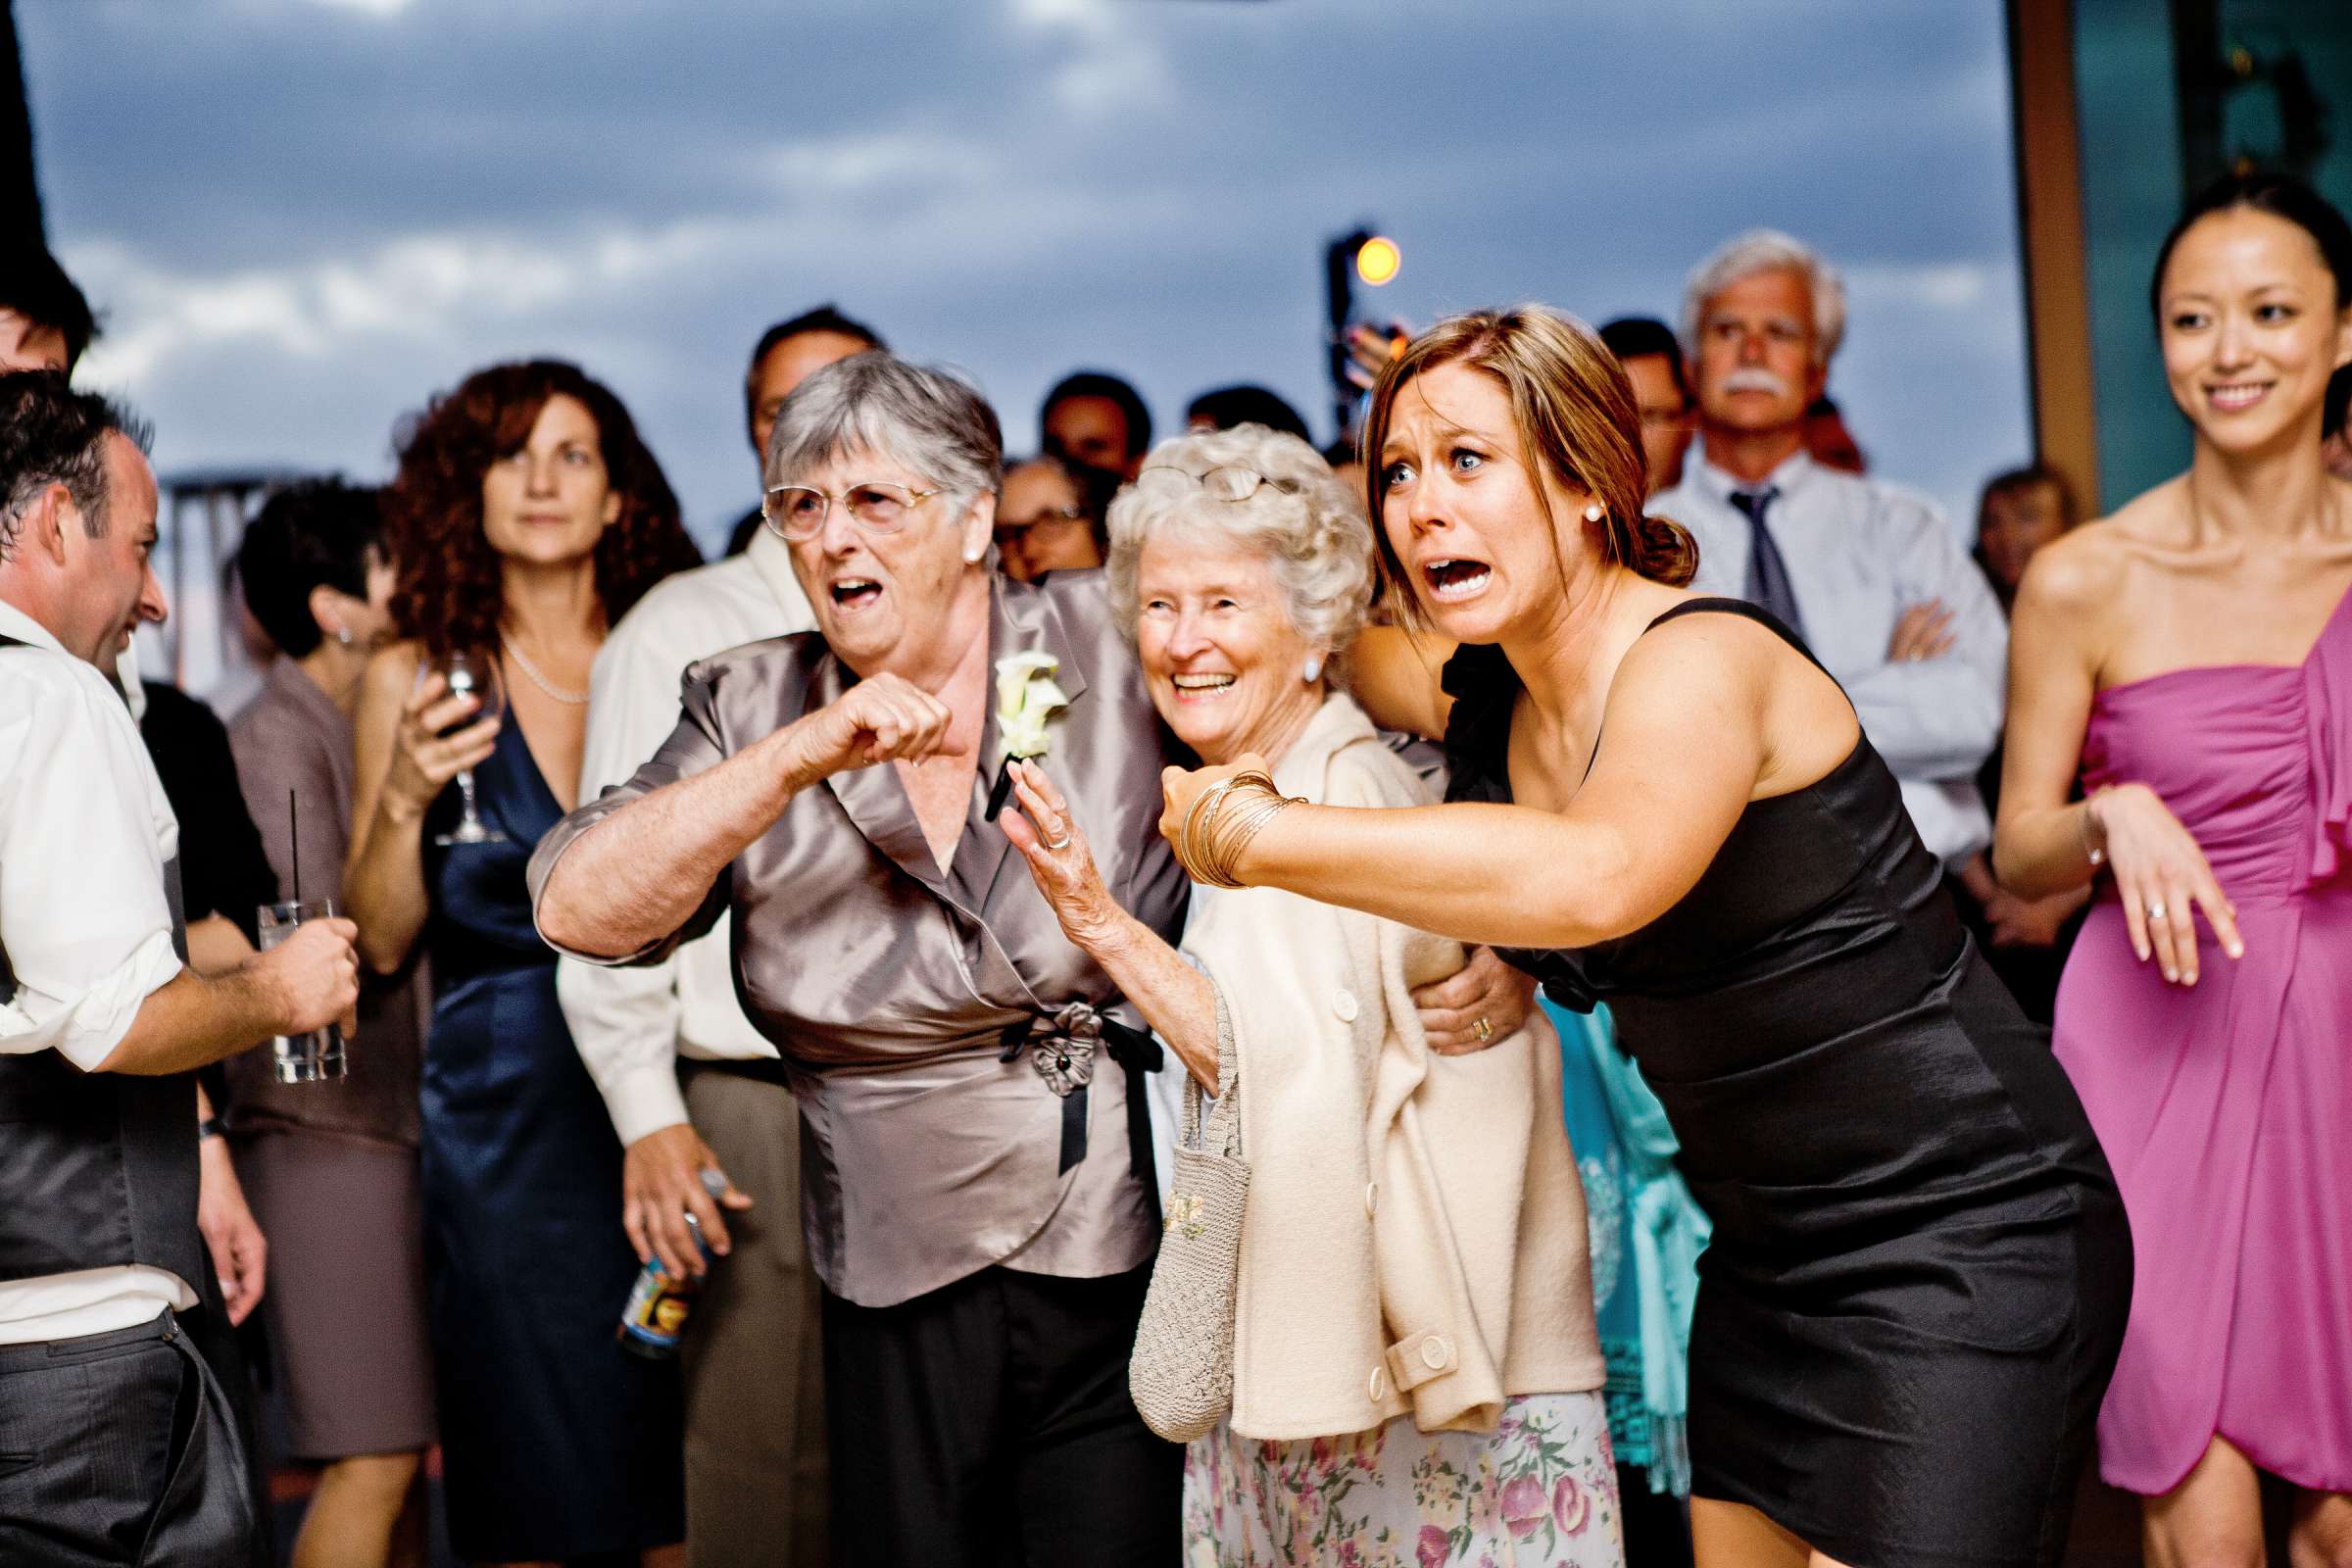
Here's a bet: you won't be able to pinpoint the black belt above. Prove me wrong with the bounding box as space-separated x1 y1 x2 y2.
685 1012 1164 1196
998 1004 1161 1198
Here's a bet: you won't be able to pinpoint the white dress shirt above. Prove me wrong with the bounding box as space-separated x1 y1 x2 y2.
0 599 197 1342
556 526 817 1146
1655 450 2005 864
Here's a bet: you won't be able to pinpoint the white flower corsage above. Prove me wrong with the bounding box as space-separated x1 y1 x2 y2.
984 650 1072 818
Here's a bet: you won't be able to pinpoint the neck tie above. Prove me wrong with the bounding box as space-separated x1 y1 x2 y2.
1730 487 1806 641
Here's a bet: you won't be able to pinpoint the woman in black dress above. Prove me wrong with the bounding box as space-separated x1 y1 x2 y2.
1154 308 2132 1568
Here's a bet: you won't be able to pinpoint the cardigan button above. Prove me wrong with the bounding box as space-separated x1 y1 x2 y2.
1332 988 1359 1022
1364 1182 1378 1217
1421 1336 1452 1372
1368 1366 1388 1402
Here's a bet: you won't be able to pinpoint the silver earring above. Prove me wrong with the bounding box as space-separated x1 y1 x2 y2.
1301 653 1324 683
1583 502 1604 522
335 627 354 646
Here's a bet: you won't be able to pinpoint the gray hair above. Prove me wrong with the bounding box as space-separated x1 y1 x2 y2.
1105 423 1374 655
765 352 1004 503
1680 228 1847 365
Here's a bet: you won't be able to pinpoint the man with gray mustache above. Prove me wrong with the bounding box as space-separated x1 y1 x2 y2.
1655 230 2008 884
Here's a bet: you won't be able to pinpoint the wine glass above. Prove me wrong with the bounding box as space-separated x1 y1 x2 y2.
432 648 508 847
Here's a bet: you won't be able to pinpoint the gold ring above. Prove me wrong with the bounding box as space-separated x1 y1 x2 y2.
1472 1016 1493 1043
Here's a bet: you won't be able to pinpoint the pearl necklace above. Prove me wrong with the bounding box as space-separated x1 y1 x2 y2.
500 634 590 705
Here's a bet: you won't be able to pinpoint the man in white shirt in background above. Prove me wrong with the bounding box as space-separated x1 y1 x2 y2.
0 372 359 1565
1655 230 2008 879
557 308 879 1565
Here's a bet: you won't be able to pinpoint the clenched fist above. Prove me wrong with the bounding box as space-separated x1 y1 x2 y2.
790 672 955 781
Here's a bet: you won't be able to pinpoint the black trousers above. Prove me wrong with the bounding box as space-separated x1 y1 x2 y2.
821 1262 1179 1568
0 1309 254 1567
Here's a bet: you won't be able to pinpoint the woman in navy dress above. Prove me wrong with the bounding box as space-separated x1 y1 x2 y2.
348 361 701 1565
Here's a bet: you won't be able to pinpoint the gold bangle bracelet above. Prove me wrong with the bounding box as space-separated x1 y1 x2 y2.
1180 771 1276 883
1205 793 1298 889
1197 792 1275 889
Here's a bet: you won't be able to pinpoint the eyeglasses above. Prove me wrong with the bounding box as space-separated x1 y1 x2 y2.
994 505 1091 543
761 481 945 541
1136 465 1299 504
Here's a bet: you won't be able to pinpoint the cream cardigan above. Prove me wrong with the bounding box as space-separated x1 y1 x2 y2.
1181 694 1604 1443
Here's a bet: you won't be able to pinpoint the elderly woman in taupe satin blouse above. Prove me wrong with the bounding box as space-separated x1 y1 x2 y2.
527 353 1193 1565
527 357 1537 1567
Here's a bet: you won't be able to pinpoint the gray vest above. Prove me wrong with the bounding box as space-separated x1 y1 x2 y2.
0 630 203 1293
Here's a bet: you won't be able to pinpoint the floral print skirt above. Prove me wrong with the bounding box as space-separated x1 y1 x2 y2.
1182 1392 1624 1567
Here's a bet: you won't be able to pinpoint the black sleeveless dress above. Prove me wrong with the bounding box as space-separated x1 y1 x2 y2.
1443 600 2132 1568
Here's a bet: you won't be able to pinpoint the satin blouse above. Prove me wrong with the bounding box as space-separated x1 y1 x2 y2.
530 571 1188 1306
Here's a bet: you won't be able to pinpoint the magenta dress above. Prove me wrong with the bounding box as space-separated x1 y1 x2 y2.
2054 583 2352 1495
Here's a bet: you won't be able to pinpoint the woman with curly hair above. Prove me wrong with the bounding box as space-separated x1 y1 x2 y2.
347 360 700 1567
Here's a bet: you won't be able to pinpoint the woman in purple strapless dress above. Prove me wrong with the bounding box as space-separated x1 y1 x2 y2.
1996 172 2352 1564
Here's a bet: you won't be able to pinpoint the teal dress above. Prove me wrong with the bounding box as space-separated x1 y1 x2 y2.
1544 998 1709 1496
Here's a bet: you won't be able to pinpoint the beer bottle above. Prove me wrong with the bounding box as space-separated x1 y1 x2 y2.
617 1167 730 1359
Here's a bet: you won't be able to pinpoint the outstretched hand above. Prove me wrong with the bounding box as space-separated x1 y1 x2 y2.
1002 760 1121 952
1344 318 1415 391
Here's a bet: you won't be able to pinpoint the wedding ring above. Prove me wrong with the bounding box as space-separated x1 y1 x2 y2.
1473 1016 1493 1043
1043 829 1072 851
2145 901 2168 922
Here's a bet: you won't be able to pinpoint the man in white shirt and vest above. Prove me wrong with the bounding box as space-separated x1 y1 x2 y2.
1655 229 2008 873
0 373 360 1566
557 310 878 1564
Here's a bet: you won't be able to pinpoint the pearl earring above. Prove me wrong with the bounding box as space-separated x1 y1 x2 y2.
963 545 985 564
1583 502 1604 522
335 627 354 647
1302 653 1324 684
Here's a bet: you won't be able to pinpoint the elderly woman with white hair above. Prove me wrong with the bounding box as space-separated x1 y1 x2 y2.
1000 424 1624 1566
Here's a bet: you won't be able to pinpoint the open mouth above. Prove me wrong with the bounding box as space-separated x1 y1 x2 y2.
1422 558 1493 602
2205 381 2273 414
829 576 884 612
1168 671 1237 702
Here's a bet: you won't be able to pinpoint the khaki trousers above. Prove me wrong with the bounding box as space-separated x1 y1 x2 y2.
680 1068 829 1567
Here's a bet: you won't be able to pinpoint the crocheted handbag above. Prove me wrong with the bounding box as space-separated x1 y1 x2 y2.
1128 986 1250 1443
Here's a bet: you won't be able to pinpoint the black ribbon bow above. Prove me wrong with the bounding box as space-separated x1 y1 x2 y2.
999 1003 1164 1200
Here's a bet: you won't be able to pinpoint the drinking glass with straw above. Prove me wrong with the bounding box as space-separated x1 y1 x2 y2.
257 787 348 1083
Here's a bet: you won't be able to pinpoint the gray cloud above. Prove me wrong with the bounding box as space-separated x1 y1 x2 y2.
22 0 2031 549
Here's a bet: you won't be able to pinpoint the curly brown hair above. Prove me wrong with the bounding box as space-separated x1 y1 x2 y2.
386 359 701 660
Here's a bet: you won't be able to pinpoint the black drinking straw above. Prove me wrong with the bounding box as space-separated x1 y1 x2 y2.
288 789 301 904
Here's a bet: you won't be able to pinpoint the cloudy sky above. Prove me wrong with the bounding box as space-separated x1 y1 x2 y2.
23 0 2032 555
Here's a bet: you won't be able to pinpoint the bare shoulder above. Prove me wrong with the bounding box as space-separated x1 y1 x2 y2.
1603 608 1778 762
360 639 424 707
1614 600 1779 703
2017 504 2156 611
1346 622 1456 741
